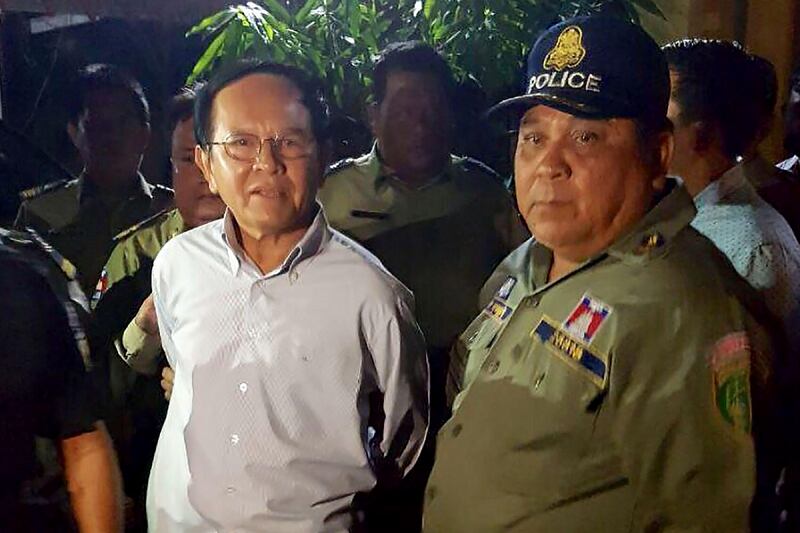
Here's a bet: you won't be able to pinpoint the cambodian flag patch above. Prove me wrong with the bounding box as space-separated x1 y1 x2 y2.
562 293 612 344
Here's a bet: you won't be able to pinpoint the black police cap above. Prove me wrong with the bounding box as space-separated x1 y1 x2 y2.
490 15 670 120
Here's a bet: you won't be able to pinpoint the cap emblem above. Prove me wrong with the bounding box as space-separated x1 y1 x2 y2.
543 26 586 71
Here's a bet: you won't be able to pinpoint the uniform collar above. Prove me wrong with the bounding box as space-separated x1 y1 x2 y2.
220 202 329 278
369 143 453 191
693 162 752 209
528 178 695 287
78 171 152 205
606 178 696 261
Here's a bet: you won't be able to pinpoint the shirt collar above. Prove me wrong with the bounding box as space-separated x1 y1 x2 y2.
220 202 329 278
693 163 751 209
525 178 694 288
78 171 152 205
369 142 453 191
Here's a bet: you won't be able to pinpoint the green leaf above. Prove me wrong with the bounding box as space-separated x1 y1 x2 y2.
236 5 270 45
295 0 318 24
257 0 292 23
423 0 437 18
187 30 226 84
186 8 236 37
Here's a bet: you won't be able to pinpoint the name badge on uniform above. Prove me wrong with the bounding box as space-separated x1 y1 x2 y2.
563 293 612 344
532 316 608 388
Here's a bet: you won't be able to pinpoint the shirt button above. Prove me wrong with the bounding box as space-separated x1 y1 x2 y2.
239 382 248 393
230 434 240 445
289 270 299 283
451 424 463 438
226 486 236 494
486 359 500 374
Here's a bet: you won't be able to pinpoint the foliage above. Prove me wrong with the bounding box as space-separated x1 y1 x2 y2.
186 0 664 119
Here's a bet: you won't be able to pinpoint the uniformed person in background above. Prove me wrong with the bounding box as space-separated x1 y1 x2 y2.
0 229 123 533
90 86 225 533
427 16 778 532
320 41 527 430
14 63 173 297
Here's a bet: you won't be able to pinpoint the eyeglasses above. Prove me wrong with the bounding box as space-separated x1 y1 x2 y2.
207 133 315 162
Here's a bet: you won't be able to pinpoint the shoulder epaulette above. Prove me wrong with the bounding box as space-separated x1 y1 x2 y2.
325 158 356 177
113 208 172 243
18 178 73 201
459 157 502 180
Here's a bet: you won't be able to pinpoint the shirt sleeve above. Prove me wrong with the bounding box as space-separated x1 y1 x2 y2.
365 288 430 479
118 317 163 375
745 243 800 350
151 255 176 369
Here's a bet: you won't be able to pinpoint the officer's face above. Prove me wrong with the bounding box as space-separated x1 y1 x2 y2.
785 81 800 156
515 105 668 262
196 73 325 240
372 71 452 183
171 117 225 229
71 88 149 185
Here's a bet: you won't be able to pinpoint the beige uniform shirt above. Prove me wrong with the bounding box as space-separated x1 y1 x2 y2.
427 182 772 532
15 173 173 295
319 146 527 350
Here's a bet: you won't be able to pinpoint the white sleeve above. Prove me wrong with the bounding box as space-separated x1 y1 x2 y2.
366 289 430 477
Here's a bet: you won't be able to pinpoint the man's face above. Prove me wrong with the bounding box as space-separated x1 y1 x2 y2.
196 73 325 240
515 105 666 261
372 70 451 182
71 88 149 184
784 80 800 156
171 117 225 229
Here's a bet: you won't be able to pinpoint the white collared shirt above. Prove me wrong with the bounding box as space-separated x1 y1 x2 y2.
146 206 429 533
692 163 800 350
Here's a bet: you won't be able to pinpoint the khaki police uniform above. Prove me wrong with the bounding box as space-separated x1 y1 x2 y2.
14 173 173 295
89 207 184 527
92 208 184 390
425 182 772 532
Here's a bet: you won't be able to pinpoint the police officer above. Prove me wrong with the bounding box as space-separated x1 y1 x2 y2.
89 86 226 532
14 63 173 296
426 16 776 532
320 41 527 429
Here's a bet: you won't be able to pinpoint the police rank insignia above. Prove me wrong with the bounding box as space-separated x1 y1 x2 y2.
532 316 608 387
543 26 586 71
484 298 512 322
563 293 612 344
709 333 752 434
496 276 517 300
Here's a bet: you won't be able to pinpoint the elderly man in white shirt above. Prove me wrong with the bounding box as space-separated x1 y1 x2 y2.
146 60 429 533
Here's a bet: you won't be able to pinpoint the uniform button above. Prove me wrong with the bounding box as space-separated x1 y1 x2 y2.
530 298 540 307
451 424 463 438
486 359 500 374
239 382 248 393
230 434 240 445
